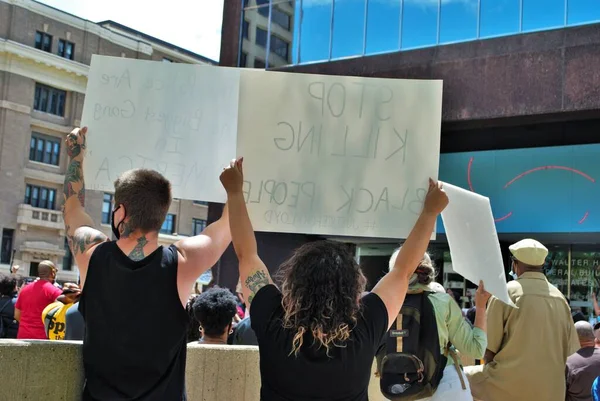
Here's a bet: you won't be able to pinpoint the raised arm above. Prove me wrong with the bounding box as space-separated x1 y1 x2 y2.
62 127 108 288
220 158 273 308
372 179 448 329
174 203 231 294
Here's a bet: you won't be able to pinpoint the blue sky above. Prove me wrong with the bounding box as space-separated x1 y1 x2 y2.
38 0 224 61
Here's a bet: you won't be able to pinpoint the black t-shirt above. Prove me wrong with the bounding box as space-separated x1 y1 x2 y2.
251 285 389 401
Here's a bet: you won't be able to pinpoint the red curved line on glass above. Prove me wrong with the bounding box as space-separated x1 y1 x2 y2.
467 157 475 191
494 212 512 222
579 211 590 225
504 166 596 189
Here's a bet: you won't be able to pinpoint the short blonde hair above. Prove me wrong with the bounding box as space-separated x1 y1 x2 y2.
388 248 436 286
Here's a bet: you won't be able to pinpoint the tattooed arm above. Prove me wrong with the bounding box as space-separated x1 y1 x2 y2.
63 127 108 288
220 158 273 309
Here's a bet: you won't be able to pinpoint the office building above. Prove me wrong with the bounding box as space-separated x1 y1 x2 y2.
217 0 600 309
0 0 214 281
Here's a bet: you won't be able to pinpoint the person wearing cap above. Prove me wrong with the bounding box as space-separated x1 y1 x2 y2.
465 238 579 401
565 321 600 401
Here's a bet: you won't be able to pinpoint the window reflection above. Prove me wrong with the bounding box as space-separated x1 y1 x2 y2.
299 0 332 63
366 0 400 54
522 0 565 32
480 0 520 38
567 0 600 26
402 0 439 50
439 0 478 44
332 0 365 59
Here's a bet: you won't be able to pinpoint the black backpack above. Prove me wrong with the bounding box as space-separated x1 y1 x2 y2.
0 298 12 338
376 290 448 400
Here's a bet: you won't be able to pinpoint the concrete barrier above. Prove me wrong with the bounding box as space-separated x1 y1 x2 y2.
0 340 260 401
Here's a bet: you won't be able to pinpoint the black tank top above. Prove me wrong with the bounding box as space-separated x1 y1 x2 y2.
80 242 189 401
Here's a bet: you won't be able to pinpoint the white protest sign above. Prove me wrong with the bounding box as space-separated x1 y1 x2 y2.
82 55 240 202
441 183 515 307
237 70 442 239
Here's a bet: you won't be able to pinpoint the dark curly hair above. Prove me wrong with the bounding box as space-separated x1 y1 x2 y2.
0 273 16 297
278 240 366 356
192 288 238 337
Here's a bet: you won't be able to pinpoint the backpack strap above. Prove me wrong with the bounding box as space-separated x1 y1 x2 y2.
396 313 403 352
444 343 467 390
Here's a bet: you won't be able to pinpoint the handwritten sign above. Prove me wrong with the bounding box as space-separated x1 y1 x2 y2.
237 70 442 239
82 55 240 202
441 183 515 307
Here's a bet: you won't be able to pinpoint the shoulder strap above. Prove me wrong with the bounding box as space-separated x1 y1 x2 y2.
0 298 11 315
445 343 467 390
396 313 403 352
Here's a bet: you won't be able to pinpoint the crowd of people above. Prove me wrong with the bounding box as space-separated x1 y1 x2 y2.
1 125 600 401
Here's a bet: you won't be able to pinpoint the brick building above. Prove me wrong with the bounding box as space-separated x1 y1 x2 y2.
0 0 215 281
215 0 600 311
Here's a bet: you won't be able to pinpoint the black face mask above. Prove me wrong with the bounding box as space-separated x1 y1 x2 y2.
111 205 124 240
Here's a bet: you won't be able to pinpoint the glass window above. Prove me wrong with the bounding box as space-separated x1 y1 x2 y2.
192 218 207 236
256 27 268 48
48 189 55 210
102 193 113 225
40 188 48 209
29 134 60 166
257 0 269 17
254 58 266 68
480 0 520 38
1 229 14 265
299 0 332 63
242 20 249 40
31 186 39 207
25 185 55 210
58 39 74 60
62 237 73 271
35 31 52 52
160 214 176 235
568 0 600 26
271 34 289 60
193 200 208 206
24 185 31 205
366 0 400 54
545 246 570 297
240 52 248 67
272 7 291 31
440 0 478 44
402 0 439 50
522 0 565 32
331 0 365 59
33 84 66 117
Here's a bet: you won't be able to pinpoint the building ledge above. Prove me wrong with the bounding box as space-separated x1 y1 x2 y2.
17 204 65 233
0 39 89 77
24 167 64 186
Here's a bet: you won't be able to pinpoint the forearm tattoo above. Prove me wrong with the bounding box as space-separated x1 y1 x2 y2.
245 270 270 304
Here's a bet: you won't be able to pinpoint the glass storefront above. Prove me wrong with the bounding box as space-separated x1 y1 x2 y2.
239 0 600 67
357 243 600 318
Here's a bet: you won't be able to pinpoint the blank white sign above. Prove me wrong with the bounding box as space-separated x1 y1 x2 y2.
82 55 240 202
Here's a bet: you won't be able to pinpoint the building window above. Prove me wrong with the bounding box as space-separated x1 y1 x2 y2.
240 52 248 67
193 200 208 206
102 193 113 224
192 219 207 236
242 20 249 40
29 134 60 166
256 27 268 47
62 237 72 271
1 229 14 264
57 39 74 60
30 262 39 277
254 58 266 69
160 214 176 235
33 84 66 117
163 57 173 62
270 35 289 59
34 31 52 52
25 184 56 210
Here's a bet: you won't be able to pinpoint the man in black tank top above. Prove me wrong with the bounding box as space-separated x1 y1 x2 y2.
62 127 232 400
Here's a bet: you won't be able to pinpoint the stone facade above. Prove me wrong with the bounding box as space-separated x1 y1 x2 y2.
0 0 215 281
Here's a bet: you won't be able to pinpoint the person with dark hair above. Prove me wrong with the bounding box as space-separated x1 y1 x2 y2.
62 127 232 400
0 273 19 338
192 288 238 344
186 294 201 343
219 159 448 400
14 260 62 339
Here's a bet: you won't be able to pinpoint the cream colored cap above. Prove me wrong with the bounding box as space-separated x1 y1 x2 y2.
509 239 548 266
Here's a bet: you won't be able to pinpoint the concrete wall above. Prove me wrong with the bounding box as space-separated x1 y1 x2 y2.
0 340 261 401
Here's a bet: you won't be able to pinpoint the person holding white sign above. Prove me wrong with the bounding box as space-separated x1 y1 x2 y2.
465 239 579 401
62 127 232 401
220 158 448 401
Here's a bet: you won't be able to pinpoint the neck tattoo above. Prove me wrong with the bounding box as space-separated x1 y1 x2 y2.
128 236 148 261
